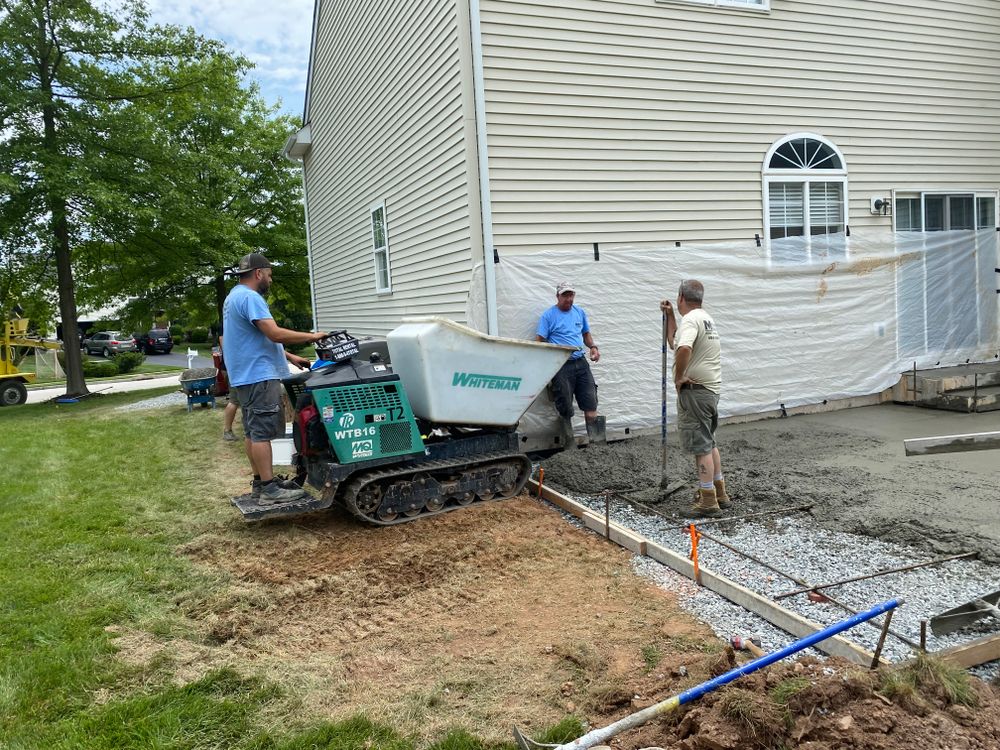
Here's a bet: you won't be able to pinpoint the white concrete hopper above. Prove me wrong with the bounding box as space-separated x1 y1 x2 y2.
387 317 574 426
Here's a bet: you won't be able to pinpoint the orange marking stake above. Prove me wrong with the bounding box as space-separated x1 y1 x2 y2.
689 523 702 585
537 467 545 498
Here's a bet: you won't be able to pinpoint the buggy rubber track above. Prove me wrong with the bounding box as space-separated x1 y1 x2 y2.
341 451 532 526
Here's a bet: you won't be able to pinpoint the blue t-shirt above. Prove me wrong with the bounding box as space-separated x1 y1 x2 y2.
222 284 287 387
536 305 590 359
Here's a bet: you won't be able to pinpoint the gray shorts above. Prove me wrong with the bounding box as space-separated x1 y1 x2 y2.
235 380 285 442
677 385 719 456
551 357 598 418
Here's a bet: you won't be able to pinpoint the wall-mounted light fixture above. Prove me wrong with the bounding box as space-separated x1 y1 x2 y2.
870 197 891 216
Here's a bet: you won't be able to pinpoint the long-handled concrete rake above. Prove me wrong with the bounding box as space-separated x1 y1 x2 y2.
659 306 670 490
512 598 903 750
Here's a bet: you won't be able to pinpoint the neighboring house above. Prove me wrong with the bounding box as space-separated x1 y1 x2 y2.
286 0 1000 338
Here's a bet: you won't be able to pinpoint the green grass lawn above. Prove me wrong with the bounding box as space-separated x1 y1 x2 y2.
0 391 579 750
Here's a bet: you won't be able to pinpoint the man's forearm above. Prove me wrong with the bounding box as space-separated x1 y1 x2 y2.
674 347 691 382
270 327 321 345
665 317 677 350
582 332 595 349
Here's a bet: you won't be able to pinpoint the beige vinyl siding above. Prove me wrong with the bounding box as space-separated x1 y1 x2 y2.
303 0 474 336
479 0 1000 252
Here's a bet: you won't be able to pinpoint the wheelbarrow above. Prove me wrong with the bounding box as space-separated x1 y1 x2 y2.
180 367 218 412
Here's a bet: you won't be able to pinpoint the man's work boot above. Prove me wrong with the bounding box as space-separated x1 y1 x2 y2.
690 486 721 518
714 479 731 509
251 477 300 501
561 417 577 451
258 480 307 506
585 416 607 445
223 430 237 442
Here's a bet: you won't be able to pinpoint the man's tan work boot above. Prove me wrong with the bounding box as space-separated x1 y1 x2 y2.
714 479 731 509
690 486 721 518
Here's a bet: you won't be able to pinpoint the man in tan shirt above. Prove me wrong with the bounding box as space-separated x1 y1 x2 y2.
661 279 729 517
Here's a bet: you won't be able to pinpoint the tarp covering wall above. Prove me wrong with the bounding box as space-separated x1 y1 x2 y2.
467 230 1000 432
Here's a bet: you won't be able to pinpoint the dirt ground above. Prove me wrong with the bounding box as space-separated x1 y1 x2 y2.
622 655 1000 750
109 403 1000 747
542 403 1000 563
168 497 715 744
140 490 1000 750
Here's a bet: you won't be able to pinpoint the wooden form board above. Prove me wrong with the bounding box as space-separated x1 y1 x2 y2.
933 633 1000 669
904 430 1000 456
529 480 880 667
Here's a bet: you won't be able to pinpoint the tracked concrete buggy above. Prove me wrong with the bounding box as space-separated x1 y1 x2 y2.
233 318 574 524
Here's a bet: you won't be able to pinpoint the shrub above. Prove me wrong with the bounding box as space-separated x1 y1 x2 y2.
187 326 209 344
114 351 145 374
83 360 119 378
170 325 185 341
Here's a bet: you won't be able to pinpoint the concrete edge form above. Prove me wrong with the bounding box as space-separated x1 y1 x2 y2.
903 430 1000 456
932 633 1000 669
528 479 882 667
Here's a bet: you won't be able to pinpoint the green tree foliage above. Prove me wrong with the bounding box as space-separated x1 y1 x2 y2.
0 0 232 395
87 64 311 342
0 0 308 397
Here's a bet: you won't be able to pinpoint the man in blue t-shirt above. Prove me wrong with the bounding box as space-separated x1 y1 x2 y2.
223 253 327 506
536 281 604 448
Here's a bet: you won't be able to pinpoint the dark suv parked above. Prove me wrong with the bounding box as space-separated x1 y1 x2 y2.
135 329 173 354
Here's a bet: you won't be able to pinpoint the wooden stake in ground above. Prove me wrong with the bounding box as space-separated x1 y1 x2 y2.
659 307 669 489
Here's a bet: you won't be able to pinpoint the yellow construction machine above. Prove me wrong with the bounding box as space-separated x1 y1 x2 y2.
1 316 62 406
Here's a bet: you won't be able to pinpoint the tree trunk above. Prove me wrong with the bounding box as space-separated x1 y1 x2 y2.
39 22 88 397
215 273 226 333
52 202 88 397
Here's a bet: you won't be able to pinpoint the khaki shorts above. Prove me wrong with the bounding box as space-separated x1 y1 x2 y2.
235 380 285 442
227 386 240 406
677 385 719 456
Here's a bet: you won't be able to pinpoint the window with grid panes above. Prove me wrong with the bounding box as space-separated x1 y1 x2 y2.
370 202 391 293
894 193 998 231
764 135 847 242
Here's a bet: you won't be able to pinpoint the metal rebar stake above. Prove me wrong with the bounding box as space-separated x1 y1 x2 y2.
870 609 896 669
774 552 977 600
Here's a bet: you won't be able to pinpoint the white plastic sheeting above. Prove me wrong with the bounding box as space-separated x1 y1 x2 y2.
467 230 1000 432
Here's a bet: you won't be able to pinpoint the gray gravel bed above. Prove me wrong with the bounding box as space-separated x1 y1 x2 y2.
539 490 1000 680
115 391 187 411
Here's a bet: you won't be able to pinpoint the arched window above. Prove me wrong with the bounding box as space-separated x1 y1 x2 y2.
763 134 847 241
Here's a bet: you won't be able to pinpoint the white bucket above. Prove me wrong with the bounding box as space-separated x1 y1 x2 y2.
387 317 573 426
271 425 294 465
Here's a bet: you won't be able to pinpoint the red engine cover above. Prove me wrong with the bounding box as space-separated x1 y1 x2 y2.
295 403 321 456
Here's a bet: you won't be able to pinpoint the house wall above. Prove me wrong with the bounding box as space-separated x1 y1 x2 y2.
479 0 1000 252
302 0 478 336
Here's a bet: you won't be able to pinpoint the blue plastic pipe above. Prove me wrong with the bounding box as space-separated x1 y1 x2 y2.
676 597 902 706
538 598 903 750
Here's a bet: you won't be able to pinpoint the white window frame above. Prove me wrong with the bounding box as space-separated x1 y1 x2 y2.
656 0 770 11
369 200 392 295
761 133 849 257
891 189 999 232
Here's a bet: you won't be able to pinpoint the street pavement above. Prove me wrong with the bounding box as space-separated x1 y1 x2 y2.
26 350 213 405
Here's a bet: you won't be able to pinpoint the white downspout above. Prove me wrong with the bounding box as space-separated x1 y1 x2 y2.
469 0 499 335
301 168 319 333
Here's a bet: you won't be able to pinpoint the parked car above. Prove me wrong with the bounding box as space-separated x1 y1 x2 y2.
135 329 173 354
83 331 137 357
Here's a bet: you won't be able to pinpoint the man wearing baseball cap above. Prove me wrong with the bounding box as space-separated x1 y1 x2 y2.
536 281 605 448
223 252 328 505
